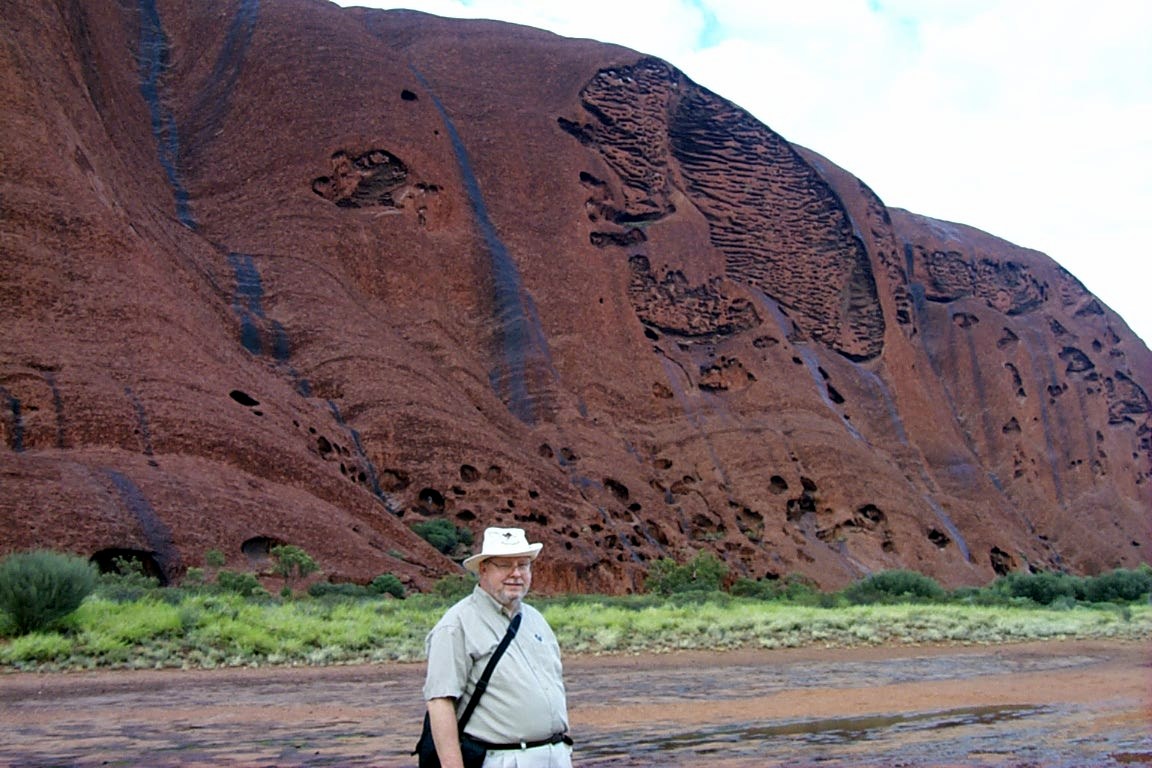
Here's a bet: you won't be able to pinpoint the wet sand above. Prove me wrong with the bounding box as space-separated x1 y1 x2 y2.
1 638 1149 767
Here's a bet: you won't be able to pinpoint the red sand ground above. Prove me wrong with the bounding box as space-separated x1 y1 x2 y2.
1 638 1149 767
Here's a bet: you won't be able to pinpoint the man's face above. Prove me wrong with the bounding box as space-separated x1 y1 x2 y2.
478 556 533 607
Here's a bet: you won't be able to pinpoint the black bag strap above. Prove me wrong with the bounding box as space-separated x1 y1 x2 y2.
456 611 522 732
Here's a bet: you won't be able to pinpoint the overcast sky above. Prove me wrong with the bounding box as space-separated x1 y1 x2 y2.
331 0 1151 346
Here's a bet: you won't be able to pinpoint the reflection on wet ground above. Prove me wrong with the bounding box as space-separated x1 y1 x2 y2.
1 641 1148 767
569 647 1151 767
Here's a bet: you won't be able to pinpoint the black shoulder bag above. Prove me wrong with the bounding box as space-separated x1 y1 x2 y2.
413 612 522 768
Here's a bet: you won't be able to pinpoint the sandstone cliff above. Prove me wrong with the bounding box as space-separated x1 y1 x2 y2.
1 0 1148 592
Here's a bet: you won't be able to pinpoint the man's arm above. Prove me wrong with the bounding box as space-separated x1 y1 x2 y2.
427 696 464 768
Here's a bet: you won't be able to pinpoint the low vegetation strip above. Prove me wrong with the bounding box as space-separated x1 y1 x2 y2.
1 593 1148 672
0 550 1149 673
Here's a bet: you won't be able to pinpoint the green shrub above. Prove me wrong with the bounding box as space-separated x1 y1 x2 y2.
730 573 821 602
215 570 264 597
994 571 1084 605
96 556 162 602
841 570 946 604
270 545 319 589
308 581 370 599
431 573 475 600
411 520 473 555
1082 568 1152 603
369 573 405 598
646 551 728 596
0 550 98 636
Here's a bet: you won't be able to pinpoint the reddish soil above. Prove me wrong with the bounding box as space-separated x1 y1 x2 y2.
1 639 1149 767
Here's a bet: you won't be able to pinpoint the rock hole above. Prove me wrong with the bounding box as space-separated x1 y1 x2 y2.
989 546 1015 576
456 509 476 521
826 384 845 404
927 528 951 548
418 487 445 510
380 469 410 492
90 548 167 586
538 443 554 459
400 89 418 101
460 464 480 482
241 536 285 564
603 478 630 501
316 436 333 456
857 504 885 524
769 475 789 494
229 390 259 407
952 312 979 328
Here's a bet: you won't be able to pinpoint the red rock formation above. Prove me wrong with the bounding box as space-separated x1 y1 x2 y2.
1 0 1148 593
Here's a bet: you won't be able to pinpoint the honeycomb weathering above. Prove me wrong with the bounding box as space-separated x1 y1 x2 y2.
1 0 1149 593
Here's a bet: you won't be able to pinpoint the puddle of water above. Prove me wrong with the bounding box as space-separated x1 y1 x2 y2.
575 695 1148 767
647 704 1043 752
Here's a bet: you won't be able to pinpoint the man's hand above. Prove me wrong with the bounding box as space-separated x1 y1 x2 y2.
427 696 464 768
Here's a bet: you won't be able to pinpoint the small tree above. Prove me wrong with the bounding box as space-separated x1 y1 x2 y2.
0 550 98 636
270 545 319 595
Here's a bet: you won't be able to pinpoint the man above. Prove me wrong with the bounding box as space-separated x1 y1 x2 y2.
423 527 572 768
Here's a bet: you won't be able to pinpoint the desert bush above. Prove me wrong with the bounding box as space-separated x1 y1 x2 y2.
0 550 98 636
430 573 475 600
215 569 265 597
96 556 162 602
645 551 728 595
993 571 1085 605
841 570 946 604
730 573 821 602
270 545 318 589
308 581 371 599
411 520 473 554
369 573 405 598
1081 568 1152 603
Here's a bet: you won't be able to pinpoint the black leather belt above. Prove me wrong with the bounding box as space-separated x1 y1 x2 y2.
468 731 573 751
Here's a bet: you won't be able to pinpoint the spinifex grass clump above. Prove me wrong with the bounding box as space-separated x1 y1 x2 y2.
0 550 98 636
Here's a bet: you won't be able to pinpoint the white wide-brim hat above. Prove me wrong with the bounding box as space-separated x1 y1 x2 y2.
462 527 543 573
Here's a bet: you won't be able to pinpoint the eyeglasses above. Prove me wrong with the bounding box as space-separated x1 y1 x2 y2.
485 559 533 573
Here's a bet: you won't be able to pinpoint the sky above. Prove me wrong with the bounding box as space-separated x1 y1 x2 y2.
331 0 1151 346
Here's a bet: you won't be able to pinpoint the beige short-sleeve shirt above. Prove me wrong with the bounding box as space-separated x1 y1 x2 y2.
423 586 568 744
